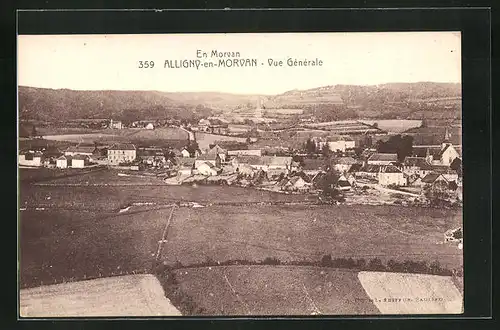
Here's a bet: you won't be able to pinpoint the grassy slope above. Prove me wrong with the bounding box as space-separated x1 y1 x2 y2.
169 266 379 315
160 205 462 269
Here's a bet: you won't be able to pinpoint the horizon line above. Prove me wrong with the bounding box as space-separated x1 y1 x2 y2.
18 81 462 96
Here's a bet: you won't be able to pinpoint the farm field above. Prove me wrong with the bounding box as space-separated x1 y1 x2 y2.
20 199 462 289
194 132 247 151
357 271 462 314
163 266 462 315
40 127 189 144
42 133 118 143
158 205 462 269
167 266 379 315
20 169 314 212
358 120 423 133
20 274 181 317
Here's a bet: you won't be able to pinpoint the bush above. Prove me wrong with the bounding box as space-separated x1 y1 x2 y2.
261 257 281 265
356 258 366 269
320 254 333 267
368 258 386 271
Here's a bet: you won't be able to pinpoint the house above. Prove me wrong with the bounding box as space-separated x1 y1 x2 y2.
412 129 461 166
196 161 222 176
107 143 137 165
332 157 358 173
442 172 459 183
280 176 310 192
367 153 398 165
195 153 221 169
337 175 352 191
421 172 449 188
198 118 211 130
235 163 255 177
301 158 326 176
71 155 90 168
231 155 292 173
56 155 69 169
403 157 434 177
206 145 228 163
180 148 191 158
176 157 195 177
324 136 356 152
353 164 381 179
145 123 154 130
138 148 166 166
378 165 407 186
64 145 96 157
109 119 123 129
19 151 44 167
227 149 262 157
408 175 423 187
433 143 460 166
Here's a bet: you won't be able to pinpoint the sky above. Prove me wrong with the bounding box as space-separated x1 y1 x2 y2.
17 32 461 95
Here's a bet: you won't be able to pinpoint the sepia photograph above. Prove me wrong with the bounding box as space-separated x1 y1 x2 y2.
18 32 464 317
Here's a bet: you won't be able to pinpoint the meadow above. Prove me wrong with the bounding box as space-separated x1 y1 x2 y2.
160 266 461 315
20 199 462 289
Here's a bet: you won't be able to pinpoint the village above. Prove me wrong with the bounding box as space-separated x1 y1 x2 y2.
18 117 463 208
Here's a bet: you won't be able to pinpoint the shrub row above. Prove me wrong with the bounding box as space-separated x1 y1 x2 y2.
158 255 462 277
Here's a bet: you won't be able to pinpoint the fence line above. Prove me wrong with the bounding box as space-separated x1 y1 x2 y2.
155 205 176 262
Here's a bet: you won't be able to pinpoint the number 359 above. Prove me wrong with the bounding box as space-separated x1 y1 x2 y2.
138 61 155 68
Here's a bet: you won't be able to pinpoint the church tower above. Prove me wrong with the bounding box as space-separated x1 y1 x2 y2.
254 98 263 118
442 127 452 150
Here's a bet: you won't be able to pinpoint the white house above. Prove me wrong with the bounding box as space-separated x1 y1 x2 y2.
324 137 356 153
378 165 407 186
195 153 221 169
56 155 69 169
145 123 155 130
196 162 221 176
19 151 44 167
107 144 137 165
181 148 191 158
433 143 460 166
109 119 123 129
71 155 89 168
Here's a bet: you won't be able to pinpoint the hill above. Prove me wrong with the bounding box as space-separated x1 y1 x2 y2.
18 87 213 122
19 82 461 122
262 82 461 120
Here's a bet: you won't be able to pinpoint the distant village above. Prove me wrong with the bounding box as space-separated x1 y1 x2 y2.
19 116 463 207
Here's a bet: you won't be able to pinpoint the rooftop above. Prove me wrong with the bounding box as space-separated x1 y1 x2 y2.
235 155 292 167
65 145 96 153
379 165 403 174
368 153 398 162
421 172 447 183
109 144 136 151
